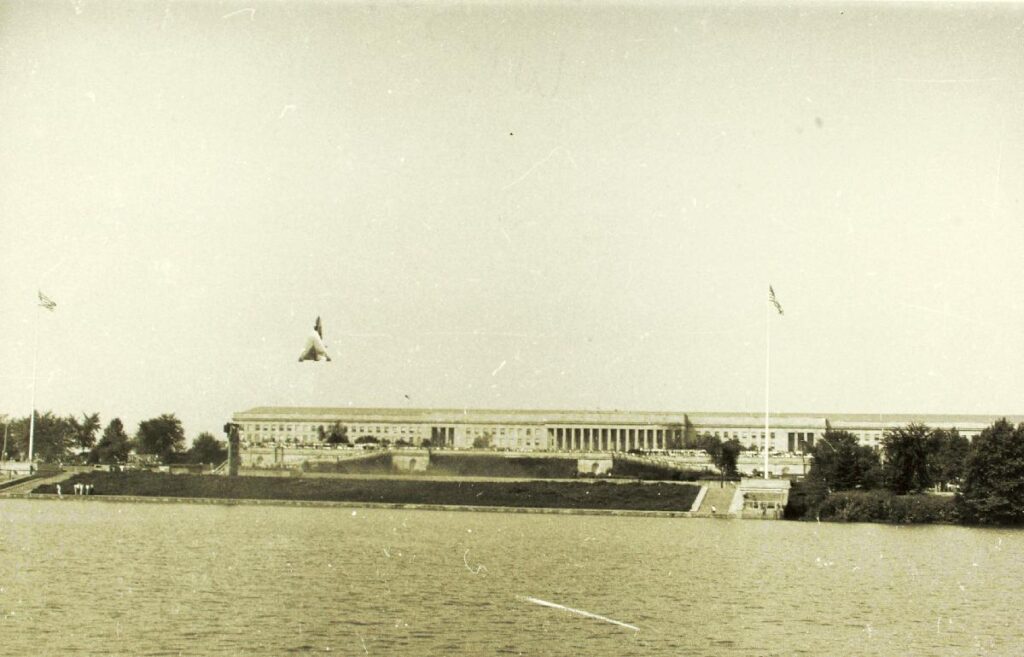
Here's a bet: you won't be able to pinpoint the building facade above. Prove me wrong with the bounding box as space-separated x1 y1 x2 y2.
231 406 1016 454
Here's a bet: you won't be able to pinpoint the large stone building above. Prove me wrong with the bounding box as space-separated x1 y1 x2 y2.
231 406 1018 453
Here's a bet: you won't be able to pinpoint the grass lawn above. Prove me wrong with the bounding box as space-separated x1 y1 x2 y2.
34 471 701 512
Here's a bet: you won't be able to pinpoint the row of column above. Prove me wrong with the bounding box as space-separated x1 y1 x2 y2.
548 426 671 452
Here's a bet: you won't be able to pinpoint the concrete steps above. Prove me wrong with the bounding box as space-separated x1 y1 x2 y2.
692 481 737 517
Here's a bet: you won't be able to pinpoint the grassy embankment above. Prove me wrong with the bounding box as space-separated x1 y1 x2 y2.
785 482 958 524
306 453 579 478
609 458 714 482
309 452 712 481
34 471 701 512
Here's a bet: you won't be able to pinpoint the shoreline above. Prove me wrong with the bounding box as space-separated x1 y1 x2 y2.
2 492 701 518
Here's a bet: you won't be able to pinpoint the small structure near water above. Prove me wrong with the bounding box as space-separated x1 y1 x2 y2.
730 478 791 519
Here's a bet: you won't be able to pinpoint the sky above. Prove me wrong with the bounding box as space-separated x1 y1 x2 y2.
2 1 1023 441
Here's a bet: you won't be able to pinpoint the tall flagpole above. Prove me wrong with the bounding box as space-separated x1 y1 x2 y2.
29 291 56 466
763 287 771 480
28 300 41 466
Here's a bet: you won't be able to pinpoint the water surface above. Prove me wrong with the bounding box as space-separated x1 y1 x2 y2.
0 499 1020 656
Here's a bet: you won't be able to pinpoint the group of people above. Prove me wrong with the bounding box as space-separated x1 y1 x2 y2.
55 482 95 497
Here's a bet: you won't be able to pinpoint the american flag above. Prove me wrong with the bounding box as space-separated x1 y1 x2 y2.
38 290 56 311
769 286 783 315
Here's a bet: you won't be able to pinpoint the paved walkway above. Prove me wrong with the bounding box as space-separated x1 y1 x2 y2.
0 471 75 497
691 481 737 517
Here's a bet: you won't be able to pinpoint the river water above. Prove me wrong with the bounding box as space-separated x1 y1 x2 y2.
0 499 1020 656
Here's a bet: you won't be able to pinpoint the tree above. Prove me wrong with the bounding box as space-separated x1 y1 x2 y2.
188 432 228 465
927 428 970 491
957 419 1024 524
715 439 742 478
472 432 494 449
8 412 75 463
1 414 14 460
89 418 132 464
135 414 186 462
354 435 379 445
882 423 932 494
807 429 882 491
695 433 721 456
68 412 101 452
325 422 350 445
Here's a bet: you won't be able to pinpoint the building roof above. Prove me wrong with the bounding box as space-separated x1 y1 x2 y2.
233 406 1024 429
234 406 691 426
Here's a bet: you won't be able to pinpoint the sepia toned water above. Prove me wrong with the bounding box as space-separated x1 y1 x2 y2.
1 499 1021 656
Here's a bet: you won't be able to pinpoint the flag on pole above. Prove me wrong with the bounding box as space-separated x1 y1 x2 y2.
38 291 56 311
768 285 783 315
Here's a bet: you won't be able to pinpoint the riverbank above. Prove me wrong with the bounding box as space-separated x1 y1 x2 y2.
30 472 702 513
785 484 959 524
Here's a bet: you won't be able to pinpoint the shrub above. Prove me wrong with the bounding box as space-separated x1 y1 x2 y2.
813 490 957 524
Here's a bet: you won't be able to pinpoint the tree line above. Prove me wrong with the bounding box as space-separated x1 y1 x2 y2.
316 422 418 448
0 411 228 467
800 419 1024 525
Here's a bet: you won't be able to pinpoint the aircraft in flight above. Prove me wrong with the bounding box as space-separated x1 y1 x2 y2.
298 316 332 362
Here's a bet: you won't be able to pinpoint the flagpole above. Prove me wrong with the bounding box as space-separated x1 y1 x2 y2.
763 287 771 480
28 301 40 466
2 422 9 467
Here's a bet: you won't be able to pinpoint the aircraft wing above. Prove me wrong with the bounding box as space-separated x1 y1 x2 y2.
299 330 332 362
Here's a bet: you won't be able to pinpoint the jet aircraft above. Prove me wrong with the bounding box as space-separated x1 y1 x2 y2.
298 316 332 362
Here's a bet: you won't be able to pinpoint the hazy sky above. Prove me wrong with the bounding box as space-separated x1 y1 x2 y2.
2 1 1023 440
